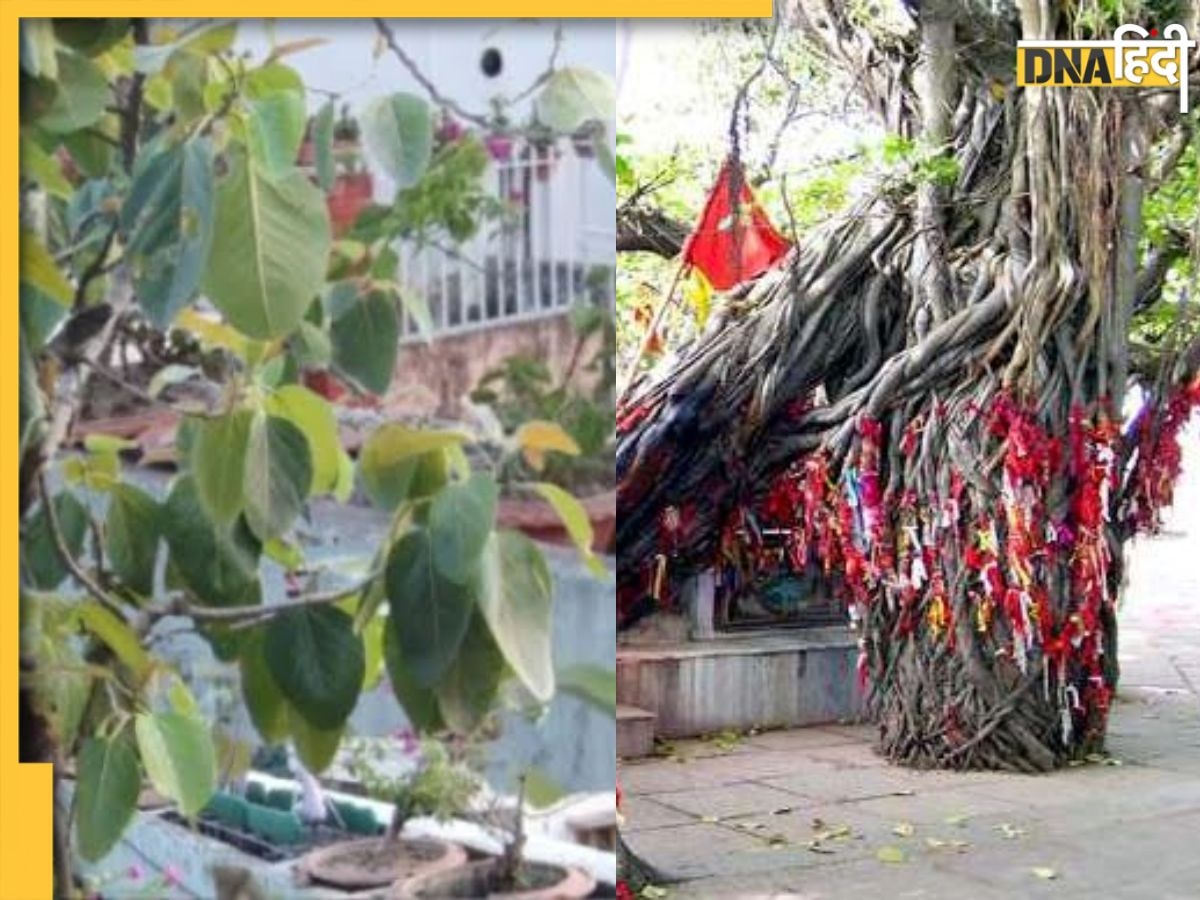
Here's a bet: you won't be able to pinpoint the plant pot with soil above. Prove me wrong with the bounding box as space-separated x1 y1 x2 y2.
396 857 596 899
299 104 374 236
297 739 476 892
393 776 595 900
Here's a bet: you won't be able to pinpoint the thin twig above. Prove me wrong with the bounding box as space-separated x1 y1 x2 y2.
372 19 491 128
151 572 379 628
510 24 565 105
37 471 127 621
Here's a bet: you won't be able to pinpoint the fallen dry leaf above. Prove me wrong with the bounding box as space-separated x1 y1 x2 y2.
877 845 907 864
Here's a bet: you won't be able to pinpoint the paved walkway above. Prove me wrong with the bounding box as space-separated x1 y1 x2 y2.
622 433 1200 898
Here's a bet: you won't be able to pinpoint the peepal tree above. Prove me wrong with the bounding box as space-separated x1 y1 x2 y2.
18 18 613 891
618 0 1200 773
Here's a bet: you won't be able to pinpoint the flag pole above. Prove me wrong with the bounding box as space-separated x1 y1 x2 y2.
617 261 688 402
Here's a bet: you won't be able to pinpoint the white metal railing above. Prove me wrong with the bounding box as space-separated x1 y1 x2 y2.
394 138 615 343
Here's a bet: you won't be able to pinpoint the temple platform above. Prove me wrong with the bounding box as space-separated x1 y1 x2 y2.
616 627 863 757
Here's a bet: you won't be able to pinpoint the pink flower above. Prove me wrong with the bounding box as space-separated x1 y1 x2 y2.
163 864 183 888
126 863 143 880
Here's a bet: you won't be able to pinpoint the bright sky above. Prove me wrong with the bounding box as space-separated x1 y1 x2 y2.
616 20 879 186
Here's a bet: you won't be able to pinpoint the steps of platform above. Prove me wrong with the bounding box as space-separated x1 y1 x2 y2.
617 628 862 739
616 705 657 759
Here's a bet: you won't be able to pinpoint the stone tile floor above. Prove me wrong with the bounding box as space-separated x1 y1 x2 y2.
621 434 1200 898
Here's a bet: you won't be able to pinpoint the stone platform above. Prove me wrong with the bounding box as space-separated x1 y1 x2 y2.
617 627 862 755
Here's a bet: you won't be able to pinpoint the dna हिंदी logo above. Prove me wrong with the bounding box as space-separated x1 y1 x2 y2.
1017 23 1195 113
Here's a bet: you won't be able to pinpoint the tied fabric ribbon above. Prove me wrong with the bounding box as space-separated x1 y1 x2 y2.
682 158 791 291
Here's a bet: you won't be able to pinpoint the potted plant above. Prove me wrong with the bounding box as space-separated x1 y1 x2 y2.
570 122 600 160
297 738 472 891
473 295 617 554
396 774 595 899
521 123 560 182
298 104 374 236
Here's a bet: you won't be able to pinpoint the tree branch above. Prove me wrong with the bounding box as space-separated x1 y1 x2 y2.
372 19 492 128
37 471 127 621
147 572 380 630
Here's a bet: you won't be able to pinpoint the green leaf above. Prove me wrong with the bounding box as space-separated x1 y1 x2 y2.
557 664 614 715
429 474 498 583
525 768 566 810
20 228 73 306
147 363 200 398
359 423 462 510
288 706 342 773
361 614 386 692
37 50 109 134
162 475 262 608
330 286 398 395
19 20 58 78
362 92 433 189
475 531 555 703
265 385 339 495
385 529 474 687
135 711 217 817
22 490 88 590
31 628 91 751
247 90 306 176
20 135 72 200
168 52 208 123
106 483 161 596
191 409 252 526
593 127 616 183
334 449 356 504
19 335 44 454
293 319 332 368
55 19 130 57
530 482 604 575
203 154 332 340
240 630 289 743
244 61 304 100
78 600 153 680
534 68 615 133
122 139 216 328
62 127 114 179
134 21 237 74
876 845 907 864
382 605 444 732
435 612 506 733
398 288 435 343
264 605 364 731
21 283 66 355
74 736 140 862
314 99 336 191
243 413 312 541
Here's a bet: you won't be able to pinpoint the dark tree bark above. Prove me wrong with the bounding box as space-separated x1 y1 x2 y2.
617 201 688 258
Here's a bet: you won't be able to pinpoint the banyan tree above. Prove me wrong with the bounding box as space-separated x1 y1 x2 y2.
617 0 1200 786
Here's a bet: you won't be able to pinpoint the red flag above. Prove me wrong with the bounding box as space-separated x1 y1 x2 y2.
682 159 791 291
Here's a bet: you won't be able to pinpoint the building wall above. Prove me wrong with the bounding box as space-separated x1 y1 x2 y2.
382 312 597 419
235 20 616 268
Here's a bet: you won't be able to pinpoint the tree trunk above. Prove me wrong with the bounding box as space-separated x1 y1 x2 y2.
617 1 1197 770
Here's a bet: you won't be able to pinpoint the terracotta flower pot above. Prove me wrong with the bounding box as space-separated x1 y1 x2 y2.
327 171 373 237
532 145 561 182
499 490 615 554
394 858 595 899
486 134 515 163
299 836 468 892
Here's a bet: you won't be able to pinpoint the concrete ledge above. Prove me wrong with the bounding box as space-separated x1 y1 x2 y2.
618 629 863 739
617 705 656 758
